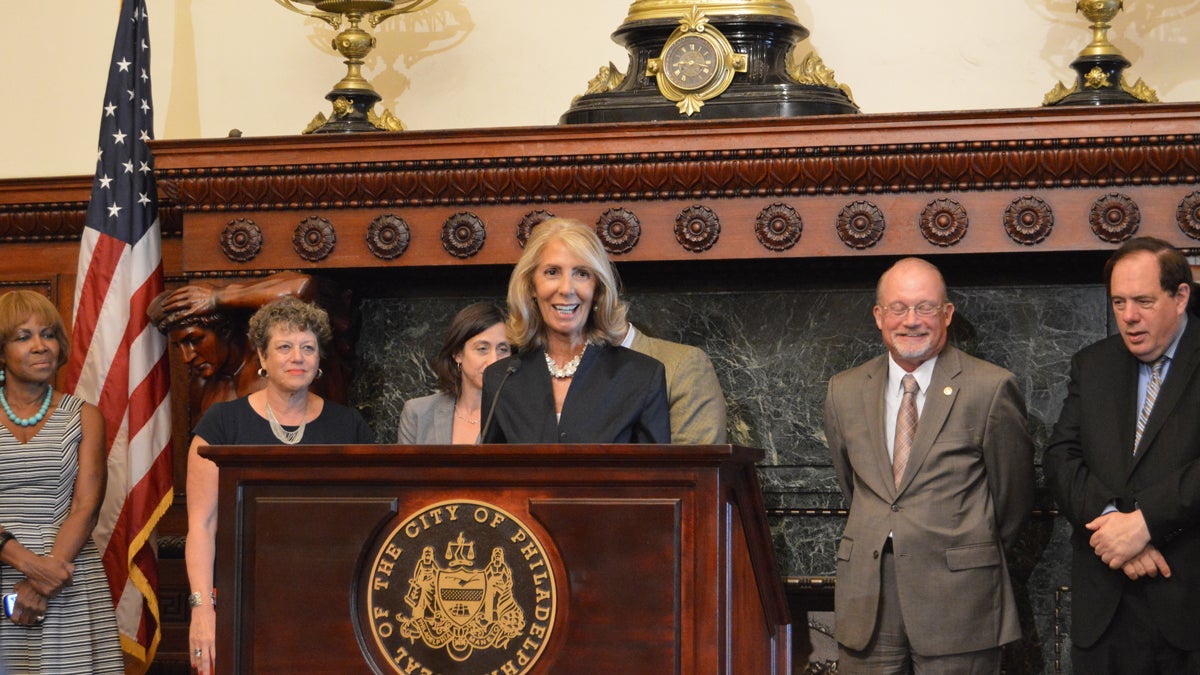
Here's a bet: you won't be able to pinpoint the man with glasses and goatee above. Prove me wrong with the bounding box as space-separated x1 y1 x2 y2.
824 257 1034 674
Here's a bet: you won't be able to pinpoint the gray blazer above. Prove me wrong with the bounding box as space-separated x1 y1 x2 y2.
824 345 1034 656
397 391 454 444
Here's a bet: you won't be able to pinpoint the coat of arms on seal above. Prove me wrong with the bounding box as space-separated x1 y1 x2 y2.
360 500 557 675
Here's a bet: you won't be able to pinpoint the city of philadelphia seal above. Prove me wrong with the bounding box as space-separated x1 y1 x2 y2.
361 500 557 675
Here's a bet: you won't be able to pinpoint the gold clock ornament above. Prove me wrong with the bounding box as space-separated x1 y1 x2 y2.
647 7 747 116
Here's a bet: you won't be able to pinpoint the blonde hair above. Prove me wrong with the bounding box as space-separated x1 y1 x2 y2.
0 290 70 369
506 218 627 350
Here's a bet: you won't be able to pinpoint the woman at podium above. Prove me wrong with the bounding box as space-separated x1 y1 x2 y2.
183 297 374 675
480 218 669 444
397 302 510 444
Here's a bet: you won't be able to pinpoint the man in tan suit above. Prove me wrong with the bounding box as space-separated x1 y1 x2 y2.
623 324 727 444
823 258 1033 674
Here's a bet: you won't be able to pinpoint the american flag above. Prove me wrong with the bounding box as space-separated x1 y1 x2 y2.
66 0 173 670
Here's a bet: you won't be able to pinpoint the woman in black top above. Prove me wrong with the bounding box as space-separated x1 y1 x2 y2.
183 297 373 674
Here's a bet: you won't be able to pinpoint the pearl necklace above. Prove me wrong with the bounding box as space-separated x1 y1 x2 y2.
265 399 306 445
0 385 53 427
545 344 587 379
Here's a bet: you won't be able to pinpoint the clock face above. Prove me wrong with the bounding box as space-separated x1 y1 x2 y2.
663 34 720 91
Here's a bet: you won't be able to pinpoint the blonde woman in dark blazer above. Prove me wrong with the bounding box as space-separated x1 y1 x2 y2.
481 218 669 444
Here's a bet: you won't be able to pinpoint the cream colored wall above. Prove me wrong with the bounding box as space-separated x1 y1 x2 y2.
4 0 1199 179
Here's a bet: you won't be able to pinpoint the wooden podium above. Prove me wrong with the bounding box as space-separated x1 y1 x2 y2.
203 444 791 674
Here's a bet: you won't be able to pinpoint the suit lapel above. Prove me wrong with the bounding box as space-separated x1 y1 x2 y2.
556 344 603 435
859 356 894 496
1132 319 1200 468
897 347 962 494
433 393 455 444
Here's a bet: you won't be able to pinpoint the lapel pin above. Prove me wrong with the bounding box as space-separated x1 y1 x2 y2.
943 386 953 396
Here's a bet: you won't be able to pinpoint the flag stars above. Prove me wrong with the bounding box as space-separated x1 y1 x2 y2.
123 160 134 174
141 39 148 51
113 130 127 145
141 69 148 83
138 192 151 206
104 102 117 117
127 89 135 101
139 161 152 174
140 99 150 113
107 203 123 218
139 130 151 143
116 57 131 72
98 174 113 189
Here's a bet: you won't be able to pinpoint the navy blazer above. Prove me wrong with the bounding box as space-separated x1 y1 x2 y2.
1045 317 1200 650
480 343 670 444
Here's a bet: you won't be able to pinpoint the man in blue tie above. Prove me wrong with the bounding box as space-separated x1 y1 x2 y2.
1046 236 1200 672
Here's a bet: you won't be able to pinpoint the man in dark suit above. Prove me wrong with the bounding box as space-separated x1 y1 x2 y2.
1045 237 1200 672
824 258 1034 673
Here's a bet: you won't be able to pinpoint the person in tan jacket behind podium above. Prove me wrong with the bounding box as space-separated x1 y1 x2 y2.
621 323 727 445
823 258 1033 674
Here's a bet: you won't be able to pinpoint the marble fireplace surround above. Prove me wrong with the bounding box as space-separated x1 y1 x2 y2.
144 104 1195 674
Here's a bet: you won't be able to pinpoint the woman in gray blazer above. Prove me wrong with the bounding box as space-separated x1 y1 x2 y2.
397 303 509 444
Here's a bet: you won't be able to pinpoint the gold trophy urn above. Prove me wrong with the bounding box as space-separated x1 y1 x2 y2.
561 0 859 124
276 0 437 133
1044 0 1158 106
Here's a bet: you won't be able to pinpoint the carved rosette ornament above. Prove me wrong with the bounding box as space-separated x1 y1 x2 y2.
754 203 802 251
293 216 337 262
836 201 885 249
1003 196 1054 246
221 218 263 263
441 212 486 258
1089 193 1140 243
674 205 720 253
919 199 969 247
365 214 411 260
517 209 555 248
595 208 641 254
1177 191 1200 240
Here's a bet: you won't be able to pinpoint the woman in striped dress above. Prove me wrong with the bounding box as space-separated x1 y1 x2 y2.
0 290 123 673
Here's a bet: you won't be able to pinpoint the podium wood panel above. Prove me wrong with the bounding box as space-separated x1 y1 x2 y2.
203 444 790 674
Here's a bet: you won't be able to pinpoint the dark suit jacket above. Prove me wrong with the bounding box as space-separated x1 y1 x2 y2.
824 345 1034 655
1045 318 1200 650
480 343 670 444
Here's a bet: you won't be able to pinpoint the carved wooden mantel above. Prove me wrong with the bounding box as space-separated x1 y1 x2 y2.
145 103 1200 275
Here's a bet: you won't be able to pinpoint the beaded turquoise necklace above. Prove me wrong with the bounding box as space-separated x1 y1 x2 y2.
0 384 53 427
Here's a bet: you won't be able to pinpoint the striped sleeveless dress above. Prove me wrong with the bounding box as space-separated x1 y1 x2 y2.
0 393 123 674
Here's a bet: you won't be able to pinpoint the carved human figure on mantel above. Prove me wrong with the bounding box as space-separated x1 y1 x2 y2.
147 271 354 418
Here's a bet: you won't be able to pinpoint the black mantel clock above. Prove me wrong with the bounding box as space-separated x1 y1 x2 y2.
560 0 860 124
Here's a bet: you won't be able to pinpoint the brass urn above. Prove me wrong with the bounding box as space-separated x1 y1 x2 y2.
277 0 437 133
1044 0 1158 106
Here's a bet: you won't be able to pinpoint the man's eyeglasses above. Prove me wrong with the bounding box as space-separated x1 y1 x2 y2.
878 302 944 317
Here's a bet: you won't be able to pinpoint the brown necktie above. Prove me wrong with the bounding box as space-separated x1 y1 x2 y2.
893 374 919 488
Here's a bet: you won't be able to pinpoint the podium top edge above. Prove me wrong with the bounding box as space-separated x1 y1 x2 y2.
199 443 765 466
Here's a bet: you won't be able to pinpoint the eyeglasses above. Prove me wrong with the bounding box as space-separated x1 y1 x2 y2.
878 302 944 317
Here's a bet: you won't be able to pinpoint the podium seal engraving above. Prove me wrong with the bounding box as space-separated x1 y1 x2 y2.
362 500 557 674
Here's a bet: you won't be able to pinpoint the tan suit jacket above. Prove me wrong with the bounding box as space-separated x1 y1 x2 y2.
823 345 1034 655
630 329 727 444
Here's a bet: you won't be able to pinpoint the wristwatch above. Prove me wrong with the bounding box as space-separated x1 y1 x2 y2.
188 591 206 608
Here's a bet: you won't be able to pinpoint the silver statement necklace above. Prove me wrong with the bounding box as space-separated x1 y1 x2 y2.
265 399 307 445
545 343 587 379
